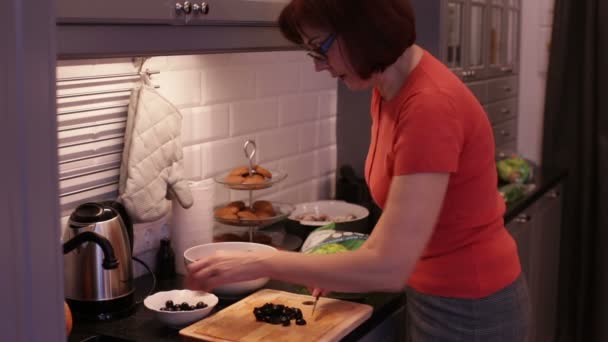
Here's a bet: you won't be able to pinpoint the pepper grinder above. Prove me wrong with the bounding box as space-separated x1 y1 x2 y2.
155 238 176 279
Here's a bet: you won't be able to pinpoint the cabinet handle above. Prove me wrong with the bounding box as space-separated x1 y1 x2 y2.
500 107 511 114
500 130 511 137
501 66 513 73
193 2 209 14
547 190 560 198
514 214 531 224
183 1 192 14
503 85 513 92
175 2 183 13
175 2 192 14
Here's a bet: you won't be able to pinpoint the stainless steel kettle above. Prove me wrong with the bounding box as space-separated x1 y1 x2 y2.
63 201 135 321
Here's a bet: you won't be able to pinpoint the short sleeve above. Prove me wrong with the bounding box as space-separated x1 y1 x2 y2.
392 92 464 175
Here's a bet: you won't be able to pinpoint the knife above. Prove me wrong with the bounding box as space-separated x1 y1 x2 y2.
311 290 321 320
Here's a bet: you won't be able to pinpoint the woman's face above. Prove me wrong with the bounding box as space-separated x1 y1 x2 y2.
299 25 372 91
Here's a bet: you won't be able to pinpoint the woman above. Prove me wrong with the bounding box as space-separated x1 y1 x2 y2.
186 0 530 340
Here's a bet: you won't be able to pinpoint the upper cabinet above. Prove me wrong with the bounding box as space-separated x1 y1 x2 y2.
56 0 295 59
467 0 488 78
57 0 288 25
441 0 520 81
445 0 466 73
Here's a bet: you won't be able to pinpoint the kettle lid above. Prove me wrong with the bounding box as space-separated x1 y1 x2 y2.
69 202 117 226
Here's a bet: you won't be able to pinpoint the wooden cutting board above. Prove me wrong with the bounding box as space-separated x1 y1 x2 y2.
180 289 373 342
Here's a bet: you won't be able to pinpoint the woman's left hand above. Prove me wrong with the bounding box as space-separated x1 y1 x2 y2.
185 250 274 292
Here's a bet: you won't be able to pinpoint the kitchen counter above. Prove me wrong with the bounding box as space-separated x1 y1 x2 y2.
68 167 566 342
503 167 567 223
68 276 406 342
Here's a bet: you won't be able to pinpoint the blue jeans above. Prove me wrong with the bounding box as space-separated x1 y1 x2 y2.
405 275 531 342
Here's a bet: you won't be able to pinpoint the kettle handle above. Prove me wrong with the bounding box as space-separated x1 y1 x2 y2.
102 201 134 253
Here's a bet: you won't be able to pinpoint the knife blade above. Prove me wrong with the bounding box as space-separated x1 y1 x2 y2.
311 293 320 320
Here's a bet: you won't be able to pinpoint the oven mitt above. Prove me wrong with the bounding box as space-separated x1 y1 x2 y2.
118 76 193 223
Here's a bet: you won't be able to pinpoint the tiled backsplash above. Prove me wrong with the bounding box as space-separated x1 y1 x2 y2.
57 51 338 269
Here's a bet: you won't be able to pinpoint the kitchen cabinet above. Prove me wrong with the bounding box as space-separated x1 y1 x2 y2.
445 0 466 75
507 183 563 342
56 0 294 59
57 0 287 25
413 0 520 154
337 0 522 177
444 0 520 80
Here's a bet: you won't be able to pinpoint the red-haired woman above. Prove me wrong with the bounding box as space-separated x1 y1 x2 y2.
187 1 530 340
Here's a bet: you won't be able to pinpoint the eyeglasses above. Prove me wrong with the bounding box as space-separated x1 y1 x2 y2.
305 33 336 62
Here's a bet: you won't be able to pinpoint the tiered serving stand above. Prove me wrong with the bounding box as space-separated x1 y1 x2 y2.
213 140 294 242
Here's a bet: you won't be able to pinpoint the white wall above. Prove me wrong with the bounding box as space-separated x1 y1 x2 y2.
517 0 554 163
56 51 338 274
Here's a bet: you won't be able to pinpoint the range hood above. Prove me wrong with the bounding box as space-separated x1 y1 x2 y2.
57 0 297 59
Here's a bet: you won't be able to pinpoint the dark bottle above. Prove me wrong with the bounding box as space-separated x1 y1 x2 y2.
156 238 176 279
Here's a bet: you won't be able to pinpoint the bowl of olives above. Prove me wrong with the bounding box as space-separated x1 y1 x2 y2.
143 289 218 328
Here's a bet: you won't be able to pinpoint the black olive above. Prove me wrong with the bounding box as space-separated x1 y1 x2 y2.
159 307 167 311
253 302 307 327
196 301 207 309
165 300 174 308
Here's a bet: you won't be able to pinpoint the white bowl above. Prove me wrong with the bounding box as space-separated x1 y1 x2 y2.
143 289 218 328
183 242 277 297
288 200 369 226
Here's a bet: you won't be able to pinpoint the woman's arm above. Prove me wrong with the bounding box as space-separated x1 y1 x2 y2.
186 173 449 293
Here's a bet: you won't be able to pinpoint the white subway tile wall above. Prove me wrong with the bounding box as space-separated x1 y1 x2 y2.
56 51 338 262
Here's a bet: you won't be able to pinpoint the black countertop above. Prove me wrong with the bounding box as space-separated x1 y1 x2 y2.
68 168 567 342
68 276 405 342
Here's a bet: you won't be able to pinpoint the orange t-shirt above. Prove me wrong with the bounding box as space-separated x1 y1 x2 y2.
364 50 521 298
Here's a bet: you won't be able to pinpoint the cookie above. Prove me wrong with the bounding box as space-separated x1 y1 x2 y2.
229 166 252 177
254 165 272 179
219 213 239 220
226 201 246 211
255 211 273 219
237 209 258 220
253 200 275 216
214 206 239 217
243 174 266 184
224 175 245 184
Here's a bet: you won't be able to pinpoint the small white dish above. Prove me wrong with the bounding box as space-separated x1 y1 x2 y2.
183 242 277 296
143 289 218 328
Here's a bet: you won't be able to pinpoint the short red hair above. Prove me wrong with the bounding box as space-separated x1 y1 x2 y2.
279 0 417 79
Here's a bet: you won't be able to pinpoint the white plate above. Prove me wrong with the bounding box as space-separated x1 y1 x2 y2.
288 200 369 226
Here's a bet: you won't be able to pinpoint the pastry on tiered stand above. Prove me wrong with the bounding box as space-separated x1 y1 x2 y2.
213 140 293 242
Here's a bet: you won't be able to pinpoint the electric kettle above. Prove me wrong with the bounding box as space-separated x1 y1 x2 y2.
63 201 135 321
